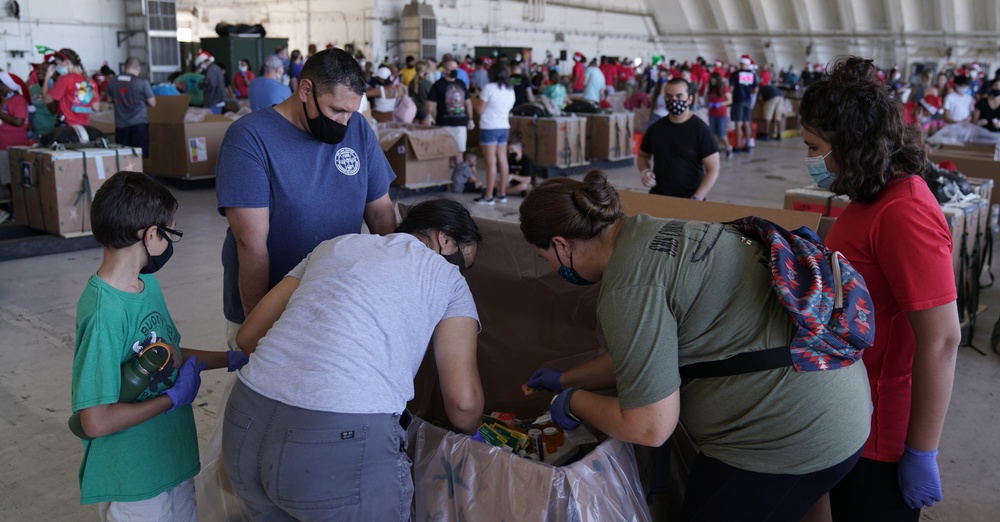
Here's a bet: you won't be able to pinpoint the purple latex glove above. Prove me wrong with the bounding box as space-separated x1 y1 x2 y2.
164 356 206 413
550 387 581 430
471 431 487 444
227 350 249 372
527 367 563 393
898 445 942 509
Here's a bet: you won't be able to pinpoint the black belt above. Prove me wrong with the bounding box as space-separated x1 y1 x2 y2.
679 346 792 379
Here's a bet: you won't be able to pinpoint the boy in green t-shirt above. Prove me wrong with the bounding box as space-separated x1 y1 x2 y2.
72 170 247 518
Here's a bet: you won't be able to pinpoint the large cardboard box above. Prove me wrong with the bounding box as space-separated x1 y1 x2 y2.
377 123 459 188
8 146 143 237
783 186 851 217
146 95 232 179
619 189 821 231
585 113 635 161
509 116 587 168
929 148 1000 184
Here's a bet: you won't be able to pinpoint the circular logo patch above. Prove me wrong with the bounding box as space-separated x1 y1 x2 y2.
335 147 361 176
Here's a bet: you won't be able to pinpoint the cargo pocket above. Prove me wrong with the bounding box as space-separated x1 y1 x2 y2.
276 425 367 510
222 404 253 490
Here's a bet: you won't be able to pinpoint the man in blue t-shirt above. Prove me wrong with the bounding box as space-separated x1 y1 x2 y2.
216 48 397 348
248 55 292 111
729 56 758 152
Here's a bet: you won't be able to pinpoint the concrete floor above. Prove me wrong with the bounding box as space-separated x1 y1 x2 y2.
1 137 998 521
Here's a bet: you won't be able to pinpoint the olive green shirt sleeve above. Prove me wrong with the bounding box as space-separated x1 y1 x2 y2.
598 285 681 410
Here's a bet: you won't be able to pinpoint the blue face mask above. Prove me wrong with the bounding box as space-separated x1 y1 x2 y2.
554 247 595 285
806 150 836 189
55 65 69 76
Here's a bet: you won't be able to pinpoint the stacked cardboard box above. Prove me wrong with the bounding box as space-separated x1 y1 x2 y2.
377 123 458 188
145 95 233 179
782 186 851 217
509 116 587 168
584 113 635 161
8 146 143 237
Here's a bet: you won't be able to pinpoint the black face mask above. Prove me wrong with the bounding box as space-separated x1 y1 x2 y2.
440 244 467 273
303 85 349 145
991 89 1000 97
140 227 174 274
448 69 459 79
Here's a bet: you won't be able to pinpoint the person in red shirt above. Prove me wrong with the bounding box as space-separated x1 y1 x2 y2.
233 58 255 99
0 71 29 149
760 64 772 86
41 48 97 126
799 56 960 521
571 53 586 93
599 57 616 93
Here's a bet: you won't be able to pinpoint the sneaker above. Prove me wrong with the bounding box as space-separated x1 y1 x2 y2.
774 134 782 141
496 194 508 203
748 138 756 148
725 148 733 159
474 196 495 205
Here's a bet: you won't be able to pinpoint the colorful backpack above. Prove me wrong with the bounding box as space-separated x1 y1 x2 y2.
680 216 875 378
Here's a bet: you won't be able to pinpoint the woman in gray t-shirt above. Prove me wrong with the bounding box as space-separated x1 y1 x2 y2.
222 199 484 521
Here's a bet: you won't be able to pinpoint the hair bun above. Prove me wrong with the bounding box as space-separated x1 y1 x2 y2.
573 170 623 224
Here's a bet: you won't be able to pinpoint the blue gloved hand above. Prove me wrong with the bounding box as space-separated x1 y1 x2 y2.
471 431 487 444
898 445 943 509
550 387 581 430
164 356 206 413
227 350 249 372
527 367 563 393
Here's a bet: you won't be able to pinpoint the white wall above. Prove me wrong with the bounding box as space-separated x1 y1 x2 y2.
0 0 129 79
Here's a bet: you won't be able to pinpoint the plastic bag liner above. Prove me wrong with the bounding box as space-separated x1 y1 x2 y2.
927 122 1000 146
407 216 650 521
408 418 650 521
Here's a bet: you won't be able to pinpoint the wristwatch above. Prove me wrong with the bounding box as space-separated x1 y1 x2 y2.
691 195 703 201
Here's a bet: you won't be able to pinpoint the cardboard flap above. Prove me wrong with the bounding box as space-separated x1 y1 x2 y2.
148 95 192 124
619 190 822 232
377 124 459 159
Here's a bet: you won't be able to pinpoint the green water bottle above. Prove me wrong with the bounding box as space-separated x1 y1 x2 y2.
68 343 171 440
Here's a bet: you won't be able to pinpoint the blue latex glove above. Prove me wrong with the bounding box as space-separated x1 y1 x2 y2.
527 367 563 393
164 356 206 413
227 350 249 372
471 431 487 444
550 387 581 430
898 445 943 509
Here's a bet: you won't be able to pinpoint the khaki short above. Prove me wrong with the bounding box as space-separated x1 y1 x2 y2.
763 96 784 121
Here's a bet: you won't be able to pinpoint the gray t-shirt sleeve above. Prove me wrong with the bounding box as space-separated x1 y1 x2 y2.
141 78 154 100
442 273 481 332
287 252 311 280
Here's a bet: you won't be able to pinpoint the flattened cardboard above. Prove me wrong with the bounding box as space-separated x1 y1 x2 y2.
509 116 587 168
377 123 459 188
783 186 852 217
145 95 233 179
8 146 143 237
585 113 635 161
619 189 821 231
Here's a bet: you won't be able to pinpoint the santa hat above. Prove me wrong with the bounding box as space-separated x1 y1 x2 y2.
714 59 724 67
482 57 494 67
194 51 214 67
739 55 752 65
573 52 584 62
0 72 20 93
920 95 943 115
937 160 958 172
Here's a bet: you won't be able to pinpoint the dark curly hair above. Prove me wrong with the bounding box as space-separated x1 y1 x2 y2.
799 56 926 203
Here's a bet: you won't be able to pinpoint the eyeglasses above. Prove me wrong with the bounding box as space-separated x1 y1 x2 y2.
158 226 183 243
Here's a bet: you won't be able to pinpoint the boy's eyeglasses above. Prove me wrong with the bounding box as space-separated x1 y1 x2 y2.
159 226 183 243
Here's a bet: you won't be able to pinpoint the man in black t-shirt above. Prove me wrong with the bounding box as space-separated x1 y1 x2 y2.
426 58 474 166
510 62 533 107
638 78 720 200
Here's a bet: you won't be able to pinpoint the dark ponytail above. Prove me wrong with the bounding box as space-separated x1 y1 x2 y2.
519 170 624 248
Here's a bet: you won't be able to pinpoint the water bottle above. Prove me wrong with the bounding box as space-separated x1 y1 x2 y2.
68 343 171 440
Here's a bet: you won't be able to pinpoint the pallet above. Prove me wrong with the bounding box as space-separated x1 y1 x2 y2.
0 222 99 261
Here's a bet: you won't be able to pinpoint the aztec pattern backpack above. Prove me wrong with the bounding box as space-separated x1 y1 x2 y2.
681 216 875 378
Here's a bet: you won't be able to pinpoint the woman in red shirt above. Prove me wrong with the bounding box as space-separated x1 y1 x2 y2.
41 48 98 126
705 72 732 157
0 72 29 149
799 57 961 521
233 58 255 99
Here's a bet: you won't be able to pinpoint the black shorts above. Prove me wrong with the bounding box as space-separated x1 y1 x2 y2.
829 457 922 521
115 124 150 158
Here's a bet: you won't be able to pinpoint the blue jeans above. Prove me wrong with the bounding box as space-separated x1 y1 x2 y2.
709 116 728 141
479 128 510 145
222 379 413 521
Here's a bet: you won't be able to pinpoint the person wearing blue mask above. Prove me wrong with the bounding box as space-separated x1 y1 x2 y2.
799 56 960 522
518 169 872 521
943 74 975 124
216 48 397 352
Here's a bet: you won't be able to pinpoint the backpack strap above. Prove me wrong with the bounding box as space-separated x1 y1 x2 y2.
679 347 792 379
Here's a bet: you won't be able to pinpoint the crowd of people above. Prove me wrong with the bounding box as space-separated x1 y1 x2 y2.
1 38 973 522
